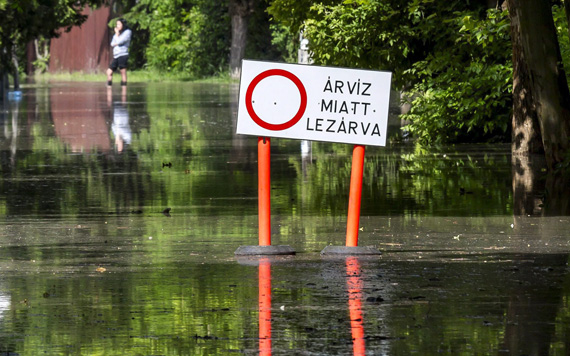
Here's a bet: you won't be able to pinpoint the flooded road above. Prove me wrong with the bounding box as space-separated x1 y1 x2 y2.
0 82 569 355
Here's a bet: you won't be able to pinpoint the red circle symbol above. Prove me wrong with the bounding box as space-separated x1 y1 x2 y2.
245 69 307 131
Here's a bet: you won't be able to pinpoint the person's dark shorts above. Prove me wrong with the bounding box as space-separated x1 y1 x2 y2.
109 55 129 71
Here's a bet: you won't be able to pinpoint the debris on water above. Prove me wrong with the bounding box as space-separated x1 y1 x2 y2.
366 296 385 303
162 207 171 217
96 267 107 273
162 162 172 168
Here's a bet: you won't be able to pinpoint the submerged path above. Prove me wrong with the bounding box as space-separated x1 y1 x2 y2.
0 82 568 355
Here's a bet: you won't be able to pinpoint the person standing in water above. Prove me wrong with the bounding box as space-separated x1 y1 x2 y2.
106 18 132 87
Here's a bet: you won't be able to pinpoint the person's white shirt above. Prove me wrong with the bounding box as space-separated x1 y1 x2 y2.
111 29 132 58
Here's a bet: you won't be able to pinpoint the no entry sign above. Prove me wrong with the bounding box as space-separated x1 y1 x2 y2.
237 60 392 146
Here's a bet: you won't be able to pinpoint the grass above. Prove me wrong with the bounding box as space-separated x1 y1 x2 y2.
30 69 237 84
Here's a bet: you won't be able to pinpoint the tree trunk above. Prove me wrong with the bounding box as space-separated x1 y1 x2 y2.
507 0 570 170
229 0 253 79
11 51 19 91
507 0 543 157
0 46 9 100
0 71 6 102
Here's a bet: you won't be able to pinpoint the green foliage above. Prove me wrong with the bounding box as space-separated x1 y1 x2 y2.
246 0 294 62
269 0 513 145
401 9 513 145
119 0 296 77
553 4 570 170
554 4 570 85
0 0 105 75
292 0 483 87
268 24 298 63
32 54 50 74
122 0 230 78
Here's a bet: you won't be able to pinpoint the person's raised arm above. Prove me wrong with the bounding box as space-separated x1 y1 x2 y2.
112 29 131 47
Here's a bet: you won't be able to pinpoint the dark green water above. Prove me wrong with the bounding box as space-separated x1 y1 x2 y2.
0 82 568 355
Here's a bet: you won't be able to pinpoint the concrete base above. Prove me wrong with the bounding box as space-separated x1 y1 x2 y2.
234 245 296 256
320 245 382 256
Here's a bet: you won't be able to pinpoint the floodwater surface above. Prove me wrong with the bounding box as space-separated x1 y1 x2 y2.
0 82 569 355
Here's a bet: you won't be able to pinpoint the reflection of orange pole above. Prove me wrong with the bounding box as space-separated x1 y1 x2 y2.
346 257 365 356
258 137 271 246
346 145 365 247
259 258 272 356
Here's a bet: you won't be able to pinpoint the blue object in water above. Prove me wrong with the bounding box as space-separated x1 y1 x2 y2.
8 91 22 101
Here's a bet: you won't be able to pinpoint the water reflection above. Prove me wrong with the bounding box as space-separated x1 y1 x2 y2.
8 99 19 166
301 140 311 179
0 83 569 354
108 86 132 153
346 257 366 356
0 96 21 166
500 254 568 355
259 258 272 356
0 293 9 316
51 85 111 153
0 83 518 219
2 82 570 219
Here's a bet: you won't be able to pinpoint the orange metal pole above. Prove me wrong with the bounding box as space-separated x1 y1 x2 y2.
346 145 365 247
258 137 271 246
346 257 366 356
259 258 272 356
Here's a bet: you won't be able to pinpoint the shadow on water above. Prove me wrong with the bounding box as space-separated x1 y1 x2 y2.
0 82 569 354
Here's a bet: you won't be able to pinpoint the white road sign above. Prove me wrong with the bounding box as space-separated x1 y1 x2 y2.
236 60 392 146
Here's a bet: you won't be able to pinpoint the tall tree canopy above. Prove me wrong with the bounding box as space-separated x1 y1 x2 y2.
268 0 513 144
120 0 230 76
269 0 570 168
119 0 289 78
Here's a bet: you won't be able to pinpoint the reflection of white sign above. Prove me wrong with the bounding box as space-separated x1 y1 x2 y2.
0 293 9 320
237 60 392 146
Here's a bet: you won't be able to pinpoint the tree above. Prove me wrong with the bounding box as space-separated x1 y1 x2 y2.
229 0 254 78
507 0 543 157
507 0 570 169
0 0 105 95
268 0 513 144
119 0 290 77
120 0 230 77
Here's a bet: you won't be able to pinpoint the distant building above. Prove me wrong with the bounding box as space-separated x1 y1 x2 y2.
49 5 113 73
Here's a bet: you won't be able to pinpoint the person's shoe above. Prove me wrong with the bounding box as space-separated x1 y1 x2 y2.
120 81 127 86
107 80 112 87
